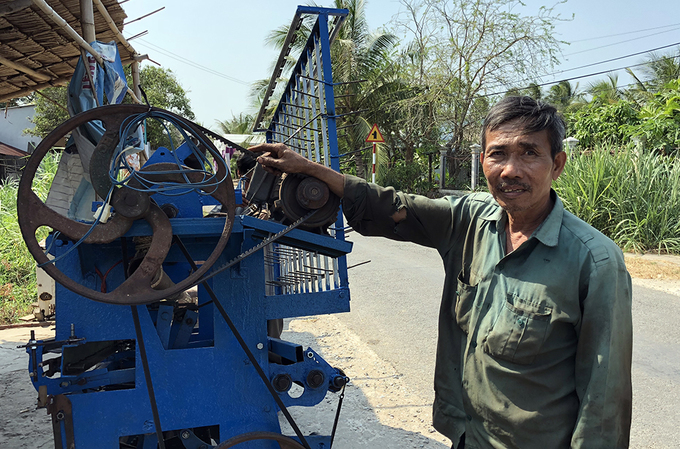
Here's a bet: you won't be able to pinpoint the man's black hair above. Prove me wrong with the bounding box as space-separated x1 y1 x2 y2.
236 150 257 176
481 96 566 159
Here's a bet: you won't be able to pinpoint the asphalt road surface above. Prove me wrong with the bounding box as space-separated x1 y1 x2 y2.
342 231 680 449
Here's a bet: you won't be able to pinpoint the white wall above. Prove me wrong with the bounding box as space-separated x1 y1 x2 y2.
0 104 38 152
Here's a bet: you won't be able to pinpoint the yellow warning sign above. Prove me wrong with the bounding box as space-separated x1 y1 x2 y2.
365 124 385 143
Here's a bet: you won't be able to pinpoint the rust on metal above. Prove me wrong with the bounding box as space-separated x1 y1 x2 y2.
18 104 236 306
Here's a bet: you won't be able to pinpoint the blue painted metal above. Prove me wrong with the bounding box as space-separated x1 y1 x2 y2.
25 6 352 449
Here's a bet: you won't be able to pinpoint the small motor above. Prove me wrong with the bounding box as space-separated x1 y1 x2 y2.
245 164 340 232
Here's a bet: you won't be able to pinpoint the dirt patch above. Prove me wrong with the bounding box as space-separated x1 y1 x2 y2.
625 254 680 280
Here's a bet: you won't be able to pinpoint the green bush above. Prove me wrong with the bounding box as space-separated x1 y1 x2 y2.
555 146 680 253
378 155 436 194
0 152 59 323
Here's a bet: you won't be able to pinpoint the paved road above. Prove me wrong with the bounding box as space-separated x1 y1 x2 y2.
342 232 680 448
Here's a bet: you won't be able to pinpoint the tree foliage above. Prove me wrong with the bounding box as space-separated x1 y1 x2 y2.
24 87 69 139
25 66 195 151
395 0 564 152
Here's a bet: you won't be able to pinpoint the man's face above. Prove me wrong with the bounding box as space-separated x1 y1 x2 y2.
481 120 566 218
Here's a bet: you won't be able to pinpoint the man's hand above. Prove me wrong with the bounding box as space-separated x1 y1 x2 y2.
248 142 345 198
249 143 310 175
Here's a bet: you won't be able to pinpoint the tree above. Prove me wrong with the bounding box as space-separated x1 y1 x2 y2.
545 80 585 112
262 0 401 179
24 87 69 139
587 73 624 104
129 66 195 150
214 113 255 135
395 0 564 184
626 48 680 102
26 66 195 151
567 98 640 149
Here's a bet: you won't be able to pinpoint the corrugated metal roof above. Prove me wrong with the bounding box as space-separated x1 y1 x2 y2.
0 0 132 102
0 140 29 157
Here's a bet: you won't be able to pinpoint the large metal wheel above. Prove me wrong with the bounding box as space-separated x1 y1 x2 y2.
216 431 306 449
17 104 235 305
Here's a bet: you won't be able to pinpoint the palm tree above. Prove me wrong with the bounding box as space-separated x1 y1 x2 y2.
627 48 680 100
214 113 255 135
588 73 623 104
260 0 400 179
546 80 585 112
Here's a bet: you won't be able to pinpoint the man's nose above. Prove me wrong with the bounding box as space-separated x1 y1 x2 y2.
500 154 525 179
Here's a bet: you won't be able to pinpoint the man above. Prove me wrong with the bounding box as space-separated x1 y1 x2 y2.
251 96 632 448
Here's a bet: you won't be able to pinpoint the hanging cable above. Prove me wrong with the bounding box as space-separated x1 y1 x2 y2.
40 110 228 267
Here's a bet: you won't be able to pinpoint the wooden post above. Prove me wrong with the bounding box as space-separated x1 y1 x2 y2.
439 149 447 190
80 0 96 43
131 60 142 100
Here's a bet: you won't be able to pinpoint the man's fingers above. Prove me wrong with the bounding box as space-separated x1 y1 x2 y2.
248 143 285 157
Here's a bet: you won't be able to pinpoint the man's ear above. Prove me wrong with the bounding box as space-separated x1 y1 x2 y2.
552 151 567 180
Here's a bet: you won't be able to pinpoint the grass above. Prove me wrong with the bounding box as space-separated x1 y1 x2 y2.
555 146 680 254
0 152 59 324
2 145 679 323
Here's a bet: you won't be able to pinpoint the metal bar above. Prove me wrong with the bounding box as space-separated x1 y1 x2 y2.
123 7 165 26
291 88 319 98
172 237 312 449
313 35 330 167
253 12 305 130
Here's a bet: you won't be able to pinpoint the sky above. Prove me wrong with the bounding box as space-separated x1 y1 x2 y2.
120 1 680 130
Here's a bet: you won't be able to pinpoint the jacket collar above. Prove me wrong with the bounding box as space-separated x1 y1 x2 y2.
480 189 563 247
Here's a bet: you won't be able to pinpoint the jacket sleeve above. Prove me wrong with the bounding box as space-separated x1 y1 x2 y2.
341 175 458 252
571 251 633 448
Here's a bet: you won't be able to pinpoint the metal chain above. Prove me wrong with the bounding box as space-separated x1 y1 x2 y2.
197 210 318 285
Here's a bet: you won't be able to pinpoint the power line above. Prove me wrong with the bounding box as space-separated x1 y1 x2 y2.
126 34 251 86
570 22 680 43
563 27 680 57
481 54 680 98
485 41 680 93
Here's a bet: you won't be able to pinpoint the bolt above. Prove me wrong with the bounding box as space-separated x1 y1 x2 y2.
60 381 69 388
306 351 314 359
273 374 292 393
181 430 191 439
257 343 264 350
56 411 65 421
307 370 325 389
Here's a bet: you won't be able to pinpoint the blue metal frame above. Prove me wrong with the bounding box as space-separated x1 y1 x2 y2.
254 6 350 301
26 6 353 449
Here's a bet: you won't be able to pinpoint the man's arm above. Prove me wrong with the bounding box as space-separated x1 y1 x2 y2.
249 143 407 222
571 255 632 448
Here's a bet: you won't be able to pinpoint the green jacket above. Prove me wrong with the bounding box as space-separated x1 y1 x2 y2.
342 175 632 449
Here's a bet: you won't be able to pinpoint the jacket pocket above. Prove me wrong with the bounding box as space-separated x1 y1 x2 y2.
453 272 477 334
483 293 552 365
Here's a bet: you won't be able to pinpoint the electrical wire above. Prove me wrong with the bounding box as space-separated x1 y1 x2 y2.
124 35 250 86
570 22 680 43
481 54 680 98
563 27 680 57
40 110 228 268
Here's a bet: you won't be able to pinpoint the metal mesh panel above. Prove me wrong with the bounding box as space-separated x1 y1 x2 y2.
256 9 348 297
